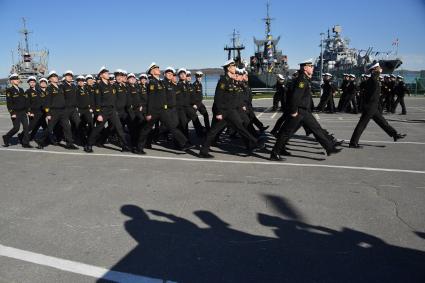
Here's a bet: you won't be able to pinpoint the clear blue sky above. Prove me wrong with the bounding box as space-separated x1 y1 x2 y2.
1 0 424 77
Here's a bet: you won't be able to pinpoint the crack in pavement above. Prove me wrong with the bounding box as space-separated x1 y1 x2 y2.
364 181 417 231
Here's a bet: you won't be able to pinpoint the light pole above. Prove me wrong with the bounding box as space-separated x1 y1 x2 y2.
320 32 325 96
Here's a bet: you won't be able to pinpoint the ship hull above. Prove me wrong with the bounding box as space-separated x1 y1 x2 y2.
313 59 403 82
248 72 278 88
379 59 403 74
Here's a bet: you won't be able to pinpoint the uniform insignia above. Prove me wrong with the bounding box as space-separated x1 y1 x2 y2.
298 82 305 89
96 89 100 94
150 85 155 91
219 83 225 90
112 89 116 94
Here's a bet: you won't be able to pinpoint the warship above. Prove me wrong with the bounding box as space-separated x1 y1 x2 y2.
247 2 289 88
221 2 288 88
10 18 49 90
313 25 402 84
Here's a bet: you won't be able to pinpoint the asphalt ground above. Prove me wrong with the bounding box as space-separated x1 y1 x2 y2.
0 97 424 283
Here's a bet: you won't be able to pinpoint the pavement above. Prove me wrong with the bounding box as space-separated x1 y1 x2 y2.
0 97 424 283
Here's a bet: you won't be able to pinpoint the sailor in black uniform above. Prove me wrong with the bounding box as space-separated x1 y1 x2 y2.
349 63 406 148
2 73 31 148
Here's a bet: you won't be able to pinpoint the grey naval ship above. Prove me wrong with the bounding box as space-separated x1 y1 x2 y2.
10 18 49 90
313 25 402 83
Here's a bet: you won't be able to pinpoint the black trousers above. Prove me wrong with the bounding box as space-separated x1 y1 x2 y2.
196 103 210 130
272 108 334 153
357 94 365 112
349 108 397 145
28 110 47 141
392 95 406 114
238 109 258 138
138 110 187 149
272 113 287 133
378 95 385 113
64 108 81 139
184 106 204 137
385 94 395 112
341 94 358 113
246 107 265 130
78 109 94 145
38 109 74 144
88 108 126 146
337 93 347 111
317 93 335 112
5 110 29 144
176 107 189 135
200 109 258 155
117 109 133 131
273 92 283 109
129 110 145 147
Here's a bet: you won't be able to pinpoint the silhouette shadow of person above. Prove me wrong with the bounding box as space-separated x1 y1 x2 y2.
257 194 425 283
98 203 425 283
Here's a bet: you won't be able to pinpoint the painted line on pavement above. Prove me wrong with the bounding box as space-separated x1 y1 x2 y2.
0 147 424 174
0 243 175 283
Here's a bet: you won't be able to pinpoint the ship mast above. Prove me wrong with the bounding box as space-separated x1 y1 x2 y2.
19 17 32 54
262 1 274 36
224 29 245 66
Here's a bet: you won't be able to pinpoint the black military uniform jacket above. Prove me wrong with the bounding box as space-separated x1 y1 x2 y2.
46 84 66 112
235 81 247 109
242 82 254 110
176 81 191 108
275 82 287 97
94 80 117 115
187 81 195 105
363 74 381 112
321 81 336 96
288 73 312 114
114 82 129 112
146 77 168 115
341 80 348 94
138 83 148 114
191 80 203 107
395 81 409 97
214 74 239 115
388 80 396 94
76 86 94 109
86 84 97 97
26 87 45 112
359 80 367 95
6 85 28 115
346 81 357 95
381 81 391 97
61 82 78 108
163 79 177 109
127 83 142 110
